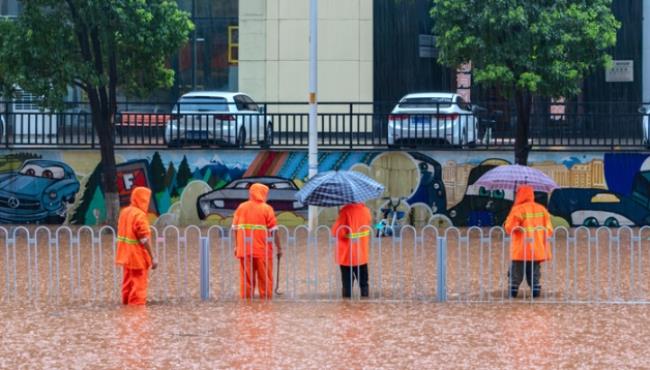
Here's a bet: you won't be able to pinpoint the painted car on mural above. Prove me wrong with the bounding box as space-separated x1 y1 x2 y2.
549 187 650 227
0 159 80 224
197 176 307 219
446 162 549 227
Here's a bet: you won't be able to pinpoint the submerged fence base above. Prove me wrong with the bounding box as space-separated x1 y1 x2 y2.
1 225 650 305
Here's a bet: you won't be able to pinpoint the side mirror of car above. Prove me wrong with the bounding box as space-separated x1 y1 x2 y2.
639 106 648 114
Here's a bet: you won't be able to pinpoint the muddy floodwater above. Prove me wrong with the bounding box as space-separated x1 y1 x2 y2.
2 301 650 369
2 226 650 368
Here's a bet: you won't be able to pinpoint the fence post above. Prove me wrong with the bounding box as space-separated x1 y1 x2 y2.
200 237 210 301
4 101 9 149
436 236 447 302
349 103 353 149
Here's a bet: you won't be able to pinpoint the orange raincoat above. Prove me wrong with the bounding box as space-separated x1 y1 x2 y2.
504 185 553 262
116 187 153 305
332 203 372 266
232 183 278 299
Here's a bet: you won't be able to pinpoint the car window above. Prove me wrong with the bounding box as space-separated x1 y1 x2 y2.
591 193 620 203
398 97 452 109
175 97 229 112
270 182 292 189
233 182 251 189
20 164 65 179
234 95 259 112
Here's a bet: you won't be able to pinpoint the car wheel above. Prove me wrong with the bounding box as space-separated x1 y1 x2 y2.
260 124 273 148
237 127 247 148
604 217 620 228
583 217 599 227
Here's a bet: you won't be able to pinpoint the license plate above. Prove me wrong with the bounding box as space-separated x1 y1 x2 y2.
187 131 208 140
411 115 430 124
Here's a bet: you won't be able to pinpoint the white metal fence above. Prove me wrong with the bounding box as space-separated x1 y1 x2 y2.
2 225 650 305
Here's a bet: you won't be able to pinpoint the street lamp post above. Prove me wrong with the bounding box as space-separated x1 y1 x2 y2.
308 0 318 230
641 0 650 107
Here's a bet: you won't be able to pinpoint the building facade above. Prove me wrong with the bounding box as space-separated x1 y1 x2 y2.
0 0 645 107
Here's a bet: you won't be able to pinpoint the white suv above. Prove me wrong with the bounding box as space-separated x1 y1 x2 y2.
387 92 478 147
164 91 272 147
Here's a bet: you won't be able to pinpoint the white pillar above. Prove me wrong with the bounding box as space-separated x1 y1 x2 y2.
641 0 650 107
308 0 319 230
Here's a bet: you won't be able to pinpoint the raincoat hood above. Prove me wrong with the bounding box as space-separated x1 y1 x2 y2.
130 187 151 213
249 183 269 203
514 185 534 206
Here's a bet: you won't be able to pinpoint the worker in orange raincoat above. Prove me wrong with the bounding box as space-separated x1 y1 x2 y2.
504 185 553 298
116 186 157 305
332 203 372 298
232 183 282 299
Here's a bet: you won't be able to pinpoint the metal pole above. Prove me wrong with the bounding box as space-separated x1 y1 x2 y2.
200 237 210 301
308 0 319 230
641 0 650 107
436 236 447 302
191 0 197 90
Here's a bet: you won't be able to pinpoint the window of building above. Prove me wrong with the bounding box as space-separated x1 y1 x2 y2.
228 26 238 65
0 0 21 17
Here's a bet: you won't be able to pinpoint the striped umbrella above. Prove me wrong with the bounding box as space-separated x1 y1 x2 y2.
295 170 385 207
473 164 559 193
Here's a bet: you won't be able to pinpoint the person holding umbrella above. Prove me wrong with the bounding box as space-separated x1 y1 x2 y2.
295 170 384 298
504 185 553 298
332 203 372 298
474 164 558 298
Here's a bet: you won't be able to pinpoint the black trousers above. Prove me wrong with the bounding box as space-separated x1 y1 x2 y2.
340 264 369 298
509 261 541 298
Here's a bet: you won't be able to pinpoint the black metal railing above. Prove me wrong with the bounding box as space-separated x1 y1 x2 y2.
0 100 647 150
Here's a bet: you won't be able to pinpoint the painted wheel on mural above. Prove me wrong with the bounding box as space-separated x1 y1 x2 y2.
604 217 620 228
429 214 453 229
583 217 599 227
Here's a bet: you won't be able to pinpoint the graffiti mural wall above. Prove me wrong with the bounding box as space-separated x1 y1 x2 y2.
0 150 648 228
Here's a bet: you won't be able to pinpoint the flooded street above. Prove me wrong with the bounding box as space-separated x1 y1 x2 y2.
2 301 650 369
3 226 650 368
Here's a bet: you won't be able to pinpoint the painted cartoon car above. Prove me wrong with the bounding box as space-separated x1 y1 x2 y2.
0 159 80 223
446 161 549 227
197 176 307 219
548 188 650 227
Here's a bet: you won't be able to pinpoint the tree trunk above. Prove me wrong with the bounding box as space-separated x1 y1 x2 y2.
88 91 119 227
514 89 532 165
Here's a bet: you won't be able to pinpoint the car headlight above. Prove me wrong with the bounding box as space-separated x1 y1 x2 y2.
213 200 224 208
49 191 57 199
